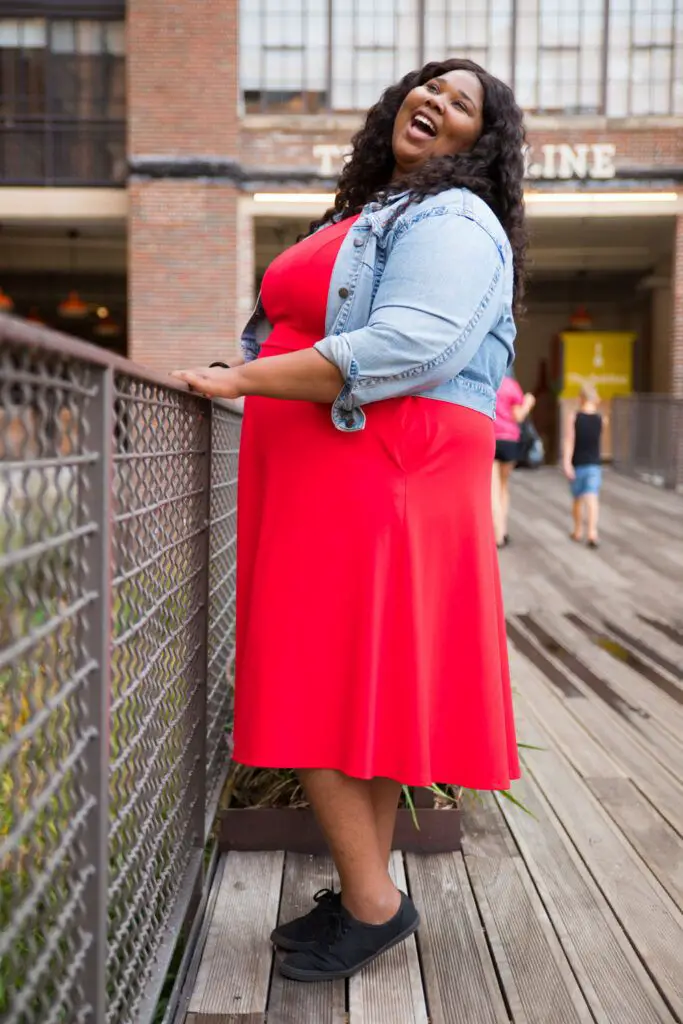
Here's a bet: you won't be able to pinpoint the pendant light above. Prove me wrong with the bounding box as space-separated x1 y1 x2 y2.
58 230 88 319
0 287 14 312
93 306 121 339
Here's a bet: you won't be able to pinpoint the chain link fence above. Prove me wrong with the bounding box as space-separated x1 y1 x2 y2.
0 316 240 1024
612 394 683 492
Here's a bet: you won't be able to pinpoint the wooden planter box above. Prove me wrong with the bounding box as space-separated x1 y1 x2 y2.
217 787 461 854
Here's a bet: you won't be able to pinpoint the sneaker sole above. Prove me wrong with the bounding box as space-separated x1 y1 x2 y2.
278 913 420 982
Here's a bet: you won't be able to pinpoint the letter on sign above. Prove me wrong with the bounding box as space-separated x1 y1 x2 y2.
590 143 616 179
557 144 590 179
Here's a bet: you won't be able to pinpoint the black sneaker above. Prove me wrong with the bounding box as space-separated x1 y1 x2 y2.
271 888 341 952
279 891 420 982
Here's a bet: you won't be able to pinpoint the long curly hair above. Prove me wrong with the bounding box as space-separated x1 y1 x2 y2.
313 59 528 310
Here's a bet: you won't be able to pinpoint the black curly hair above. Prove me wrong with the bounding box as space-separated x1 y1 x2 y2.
313 58 527 310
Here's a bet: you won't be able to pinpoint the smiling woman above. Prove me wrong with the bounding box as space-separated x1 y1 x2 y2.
173 57 526 984
392 70 485 175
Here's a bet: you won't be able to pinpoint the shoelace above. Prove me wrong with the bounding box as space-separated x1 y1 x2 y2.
312 887 336 908
320 907 351 948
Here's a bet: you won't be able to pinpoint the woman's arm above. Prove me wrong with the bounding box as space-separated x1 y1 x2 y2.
511 393 536 423
562 412 576 479
173 210 508 412
172 348 342 402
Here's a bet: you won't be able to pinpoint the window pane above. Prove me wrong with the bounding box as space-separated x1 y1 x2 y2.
22 19 47 48
76 22 101 56
331 3 419 112
241 0 330 110
424 0 514 84
105 22 125 57
51 22 75 55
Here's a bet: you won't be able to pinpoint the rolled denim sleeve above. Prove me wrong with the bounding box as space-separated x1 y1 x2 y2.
314 211 507 432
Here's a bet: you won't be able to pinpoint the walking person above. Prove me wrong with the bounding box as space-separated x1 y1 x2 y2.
492 372 536 548
564 383 603 548
172 58 525 982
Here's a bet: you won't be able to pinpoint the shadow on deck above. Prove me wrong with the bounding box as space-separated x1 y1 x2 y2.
181 470 683 1024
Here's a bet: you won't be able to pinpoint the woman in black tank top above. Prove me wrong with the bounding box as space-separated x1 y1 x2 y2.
562 384 603 548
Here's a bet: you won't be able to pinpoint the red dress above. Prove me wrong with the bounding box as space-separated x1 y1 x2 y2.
233 216 519 789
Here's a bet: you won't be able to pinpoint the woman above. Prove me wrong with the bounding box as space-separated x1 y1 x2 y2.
173 58 526 982
492 371 536 547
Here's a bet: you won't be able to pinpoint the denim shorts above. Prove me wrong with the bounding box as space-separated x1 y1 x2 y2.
571 464 602 498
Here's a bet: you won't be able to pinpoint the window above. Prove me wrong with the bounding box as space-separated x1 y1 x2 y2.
240 0 682 116
330 0 420 112
242 0 329 113
423 0 515 89
241 0 421 113
515 0 605 114
0 19 47 118
0 15 125 184
607 0 681 117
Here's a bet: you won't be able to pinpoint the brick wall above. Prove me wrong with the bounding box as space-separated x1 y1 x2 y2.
127 0 239 158
129 181 239 370
127 0 240 370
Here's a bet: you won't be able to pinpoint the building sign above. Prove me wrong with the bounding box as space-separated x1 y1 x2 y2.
313 142 617 180
559 331 635 399
524 143 616 180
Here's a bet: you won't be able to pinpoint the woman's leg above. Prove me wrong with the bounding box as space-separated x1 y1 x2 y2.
491 460 505 546
370 776 403 866
586 493 600 543
499 461 515 540
571 497 583 540
298 768 401 924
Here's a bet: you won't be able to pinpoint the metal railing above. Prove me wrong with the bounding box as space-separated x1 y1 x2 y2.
0 315 240 1024
612 394 683 492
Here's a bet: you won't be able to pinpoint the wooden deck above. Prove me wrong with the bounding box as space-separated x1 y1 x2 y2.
181 470 683 1024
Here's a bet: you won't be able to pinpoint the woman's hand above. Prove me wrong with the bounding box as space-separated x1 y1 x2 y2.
171 365 245 400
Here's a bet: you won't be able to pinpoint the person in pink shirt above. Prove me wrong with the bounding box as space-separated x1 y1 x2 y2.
492 372 536 547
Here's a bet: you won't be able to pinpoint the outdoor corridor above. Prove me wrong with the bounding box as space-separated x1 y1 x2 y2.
181 470 683 1024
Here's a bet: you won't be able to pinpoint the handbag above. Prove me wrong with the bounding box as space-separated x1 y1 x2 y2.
519 417 545 468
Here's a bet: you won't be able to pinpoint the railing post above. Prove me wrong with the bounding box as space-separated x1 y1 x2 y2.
193 397 211 849
81 364 114 1023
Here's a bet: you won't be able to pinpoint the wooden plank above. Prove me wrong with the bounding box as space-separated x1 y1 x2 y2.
586 776 683 913
508 646 626 780
508 618 683 836
348 851 428 1024
535 607 683 739
461 796 593 1024
518 722 683 1019
405 851 508 1024
186 1015 264 1023
497 775 675 1024
268 854 345 1024
189 851 284 1017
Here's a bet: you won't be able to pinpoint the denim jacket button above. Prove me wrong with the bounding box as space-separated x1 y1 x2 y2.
353 237 364 247
338 287 349 298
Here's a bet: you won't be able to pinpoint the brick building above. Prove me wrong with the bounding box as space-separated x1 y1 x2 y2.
1 0 682 408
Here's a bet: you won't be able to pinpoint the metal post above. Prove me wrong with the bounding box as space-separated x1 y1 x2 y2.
600 0 610 115
417 0 425 66
510 0 518 92
81 364 114 1024
193 398 211 849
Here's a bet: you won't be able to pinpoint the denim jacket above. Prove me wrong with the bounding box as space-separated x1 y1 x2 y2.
241 187 516 433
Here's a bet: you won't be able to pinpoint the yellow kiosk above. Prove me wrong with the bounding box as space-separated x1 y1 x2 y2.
557 330 636 461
